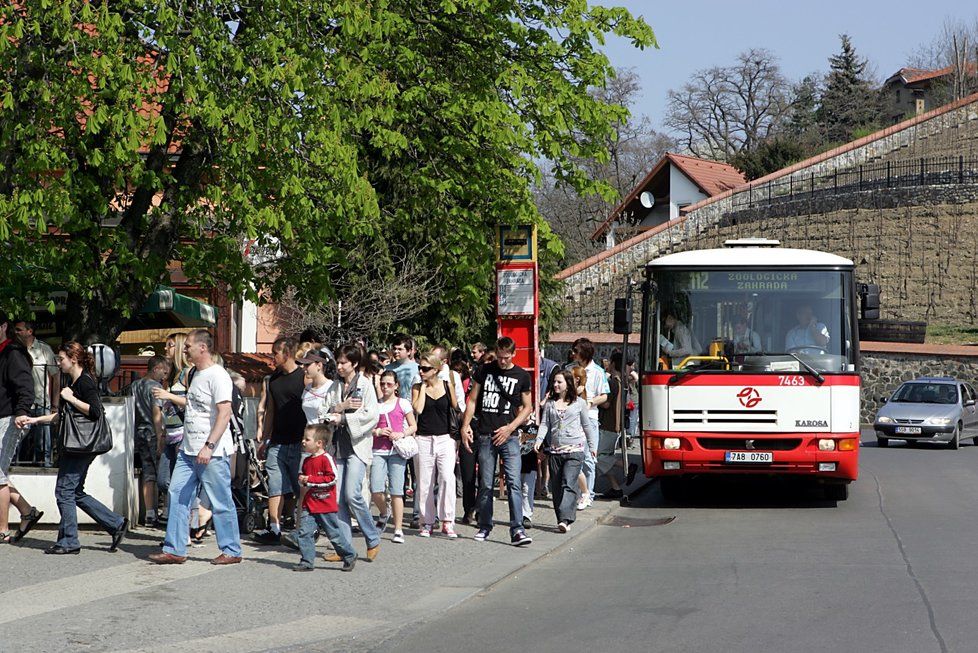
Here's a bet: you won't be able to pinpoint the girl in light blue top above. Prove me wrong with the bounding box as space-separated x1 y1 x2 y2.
534 370 597 532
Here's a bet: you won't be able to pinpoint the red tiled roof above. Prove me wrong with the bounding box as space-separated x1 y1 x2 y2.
557 91 978 282
221 352 274 382
590 153 745 240
669 153 746 197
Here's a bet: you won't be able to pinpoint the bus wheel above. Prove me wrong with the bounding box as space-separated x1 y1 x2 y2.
659 477 684 502
825 483 849 502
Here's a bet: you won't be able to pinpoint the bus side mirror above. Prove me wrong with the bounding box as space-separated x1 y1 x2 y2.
860 283 880 320
613 298 633 335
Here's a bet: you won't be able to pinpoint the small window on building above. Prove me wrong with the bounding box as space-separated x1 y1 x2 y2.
896 89 901 102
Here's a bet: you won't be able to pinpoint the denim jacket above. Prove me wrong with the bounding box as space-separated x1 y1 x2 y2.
535 397 598 453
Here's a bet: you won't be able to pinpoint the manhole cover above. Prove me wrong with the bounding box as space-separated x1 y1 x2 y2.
597 515 675 528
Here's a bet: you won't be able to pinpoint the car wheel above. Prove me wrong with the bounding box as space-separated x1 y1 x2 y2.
659 477 685 502
825 483 849 501
950 424 961 450
877 437 888 448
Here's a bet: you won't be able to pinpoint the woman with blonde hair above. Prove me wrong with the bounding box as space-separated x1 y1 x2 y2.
412 352 458 538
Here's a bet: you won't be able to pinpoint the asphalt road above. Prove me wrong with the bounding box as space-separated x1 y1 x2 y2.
6 432 978 653
373 432 978 653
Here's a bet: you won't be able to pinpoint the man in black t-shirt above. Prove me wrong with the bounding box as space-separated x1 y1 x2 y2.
461 337 533 546
254 337 307 544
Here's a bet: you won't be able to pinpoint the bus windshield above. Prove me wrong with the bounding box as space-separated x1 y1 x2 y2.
648 268 856 373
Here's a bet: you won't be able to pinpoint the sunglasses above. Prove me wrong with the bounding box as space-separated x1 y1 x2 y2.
419 365 435 373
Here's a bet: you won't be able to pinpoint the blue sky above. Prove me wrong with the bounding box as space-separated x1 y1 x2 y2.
601 1 977 133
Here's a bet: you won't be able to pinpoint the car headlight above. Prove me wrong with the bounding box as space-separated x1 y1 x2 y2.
876 416 894 424
925 417 953 426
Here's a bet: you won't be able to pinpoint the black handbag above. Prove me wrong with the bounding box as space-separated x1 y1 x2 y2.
444 380 462 440
59 401 113 455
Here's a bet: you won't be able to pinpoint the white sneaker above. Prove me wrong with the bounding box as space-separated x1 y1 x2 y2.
577 494 589 510
558 522 570 533
441 523 458 539
418 524 432 538
392 531 405 544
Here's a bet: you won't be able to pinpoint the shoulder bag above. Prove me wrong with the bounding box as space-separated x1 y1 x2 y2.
444 379 462 440
59 401 113 455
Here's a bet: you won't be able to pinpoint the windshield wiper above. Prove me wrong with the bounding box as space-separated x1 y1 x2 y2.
668 359 724 384
786 352 825 385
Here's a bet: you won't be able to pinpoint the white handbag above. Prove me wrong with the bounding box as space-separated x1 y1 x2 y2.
392 435 419 459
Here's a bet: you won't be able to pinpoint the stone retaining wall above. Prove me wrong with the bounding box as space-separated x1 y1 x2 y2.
557 96 978 333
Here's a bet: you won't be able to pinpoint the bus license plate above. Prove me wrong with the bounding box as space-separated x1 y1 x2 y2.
725 451 773 464
895 426 922 435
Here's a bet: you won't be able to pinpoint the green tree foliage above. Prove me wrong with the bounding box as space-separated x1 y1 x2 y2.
0 1 655 344
729 137 809 181
817 34 882 144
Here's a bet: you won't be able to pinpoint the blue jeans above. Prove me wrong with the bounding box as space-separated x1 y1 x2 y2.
55 453 125 550
156 442 179 492
581 418 599 496
369 451 407 496
163 452 241 558
297 510 355 567
476 435 524 537
265 442 302 497
335 455 380 549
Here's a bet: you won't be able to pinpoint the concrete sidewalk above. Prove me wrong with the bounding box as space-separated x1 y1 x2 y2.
0 467 646 653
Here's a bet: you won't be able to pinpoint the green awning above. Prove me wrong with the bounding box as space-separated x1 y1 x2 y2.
128 286 218 329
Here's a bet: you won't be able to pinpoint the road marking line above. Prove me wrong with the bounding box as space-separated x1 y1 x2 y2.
0 546 289 626
118 615 381 653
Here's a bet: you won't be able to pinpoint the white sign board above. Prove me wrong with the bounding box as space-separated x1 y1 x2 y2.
497 268 535 316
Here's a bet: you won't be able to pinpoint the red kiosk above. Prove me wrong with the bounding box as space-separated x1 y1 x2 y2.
495 225 540 409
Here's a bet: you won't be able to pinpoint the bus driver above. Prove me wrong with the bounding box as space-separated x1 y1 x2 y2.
785 305 829 352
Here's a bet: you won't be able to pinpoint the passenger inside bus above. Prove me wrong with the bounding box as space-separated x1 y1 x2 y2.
732 316 762 354
784 304 830 353
660 312 702 362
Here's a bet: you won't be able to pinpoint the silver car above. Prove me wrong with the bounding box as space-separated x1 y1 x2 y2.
874 377 978 449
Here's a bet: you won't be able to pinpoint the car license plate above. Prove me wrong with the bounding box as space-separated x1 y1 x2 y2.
724 451 773 463
895 426 922 434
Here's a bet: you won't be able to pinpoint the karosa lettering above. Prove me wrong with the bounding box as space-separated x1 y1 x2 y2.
795 419 829 428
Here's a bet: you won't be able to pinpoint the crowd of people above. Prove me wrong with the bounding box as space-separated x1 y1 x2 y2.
0 312 641 572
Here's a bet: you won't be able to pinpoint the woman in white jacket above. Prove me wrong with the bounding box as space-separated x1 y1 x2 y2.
324 344 381 562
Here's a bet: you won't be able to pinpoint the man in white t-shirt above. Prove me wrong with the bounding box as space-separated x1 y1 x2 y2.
150 329 242 565
785 305 830 353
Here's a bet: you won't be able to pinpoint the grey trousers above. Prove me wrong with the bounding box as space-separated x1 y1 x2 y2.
548 451 585 525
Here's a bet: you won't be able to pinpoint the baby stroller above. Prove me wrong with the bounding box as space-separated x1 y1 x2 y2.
229 387 269 534
233 437 268 534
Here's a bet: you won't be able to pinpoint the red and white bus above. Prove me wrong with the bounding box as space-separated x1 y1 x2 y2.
637 240 860 501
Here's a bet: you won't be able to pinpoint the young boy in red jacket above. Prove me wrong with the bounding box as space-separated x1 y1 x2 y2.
293 424 357 572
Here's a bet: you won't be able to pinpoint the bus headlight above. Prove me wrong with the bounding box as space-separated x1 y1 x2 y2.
817 439 836 451
663 438 681 450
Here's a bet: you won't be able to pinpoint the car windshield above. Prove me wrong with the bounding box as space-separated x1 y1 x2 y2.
648 268 855 373
892 383 958 404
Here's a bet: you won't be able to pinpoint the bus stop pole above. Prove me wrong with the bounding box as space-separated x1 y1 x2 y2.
620 276 634 506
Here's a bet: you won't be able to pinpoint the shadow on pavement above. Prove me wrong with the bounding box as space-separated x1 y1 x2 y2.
627 475 840 510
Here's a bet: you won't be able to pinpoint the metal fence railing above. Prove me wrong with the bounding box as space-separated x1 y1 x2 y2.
730 156 978 210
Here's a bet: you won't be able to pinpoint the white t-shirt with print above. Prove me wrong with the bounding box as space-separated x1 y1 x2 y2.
302 381 339 425
181 364 234 457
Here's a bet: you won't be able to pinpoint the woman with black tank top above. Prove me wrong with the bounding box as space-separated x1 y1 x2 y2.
24 342 127 554
412 352 458 539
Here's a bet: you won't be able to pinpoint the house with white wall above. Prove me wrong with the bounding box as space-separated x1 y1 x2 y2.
592 153 746 248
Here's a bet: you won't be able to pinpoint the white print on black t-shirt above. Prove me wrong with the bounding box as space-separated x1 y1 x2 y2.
481 373 519 415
